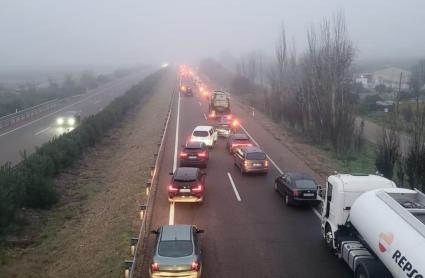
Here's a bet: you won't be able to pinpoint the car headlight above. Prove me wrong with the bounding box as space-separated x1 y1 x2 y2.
56 117 64 125
68 118 76 125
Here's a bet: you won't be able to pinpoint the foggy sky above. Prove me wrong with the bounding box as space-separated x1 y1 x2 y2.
1 0 425 71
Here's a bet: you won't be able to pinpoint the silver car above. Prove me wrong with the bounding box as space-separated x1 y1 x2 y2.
150 225 204 278
56 110 81 126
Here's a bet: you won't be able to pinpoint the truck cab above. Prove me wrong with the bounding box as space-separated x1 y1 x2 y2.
321 173 396 251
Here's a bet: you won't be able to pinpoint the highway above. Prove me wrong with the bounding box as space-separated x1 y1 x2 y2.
0 69 151 165
139 72 352 277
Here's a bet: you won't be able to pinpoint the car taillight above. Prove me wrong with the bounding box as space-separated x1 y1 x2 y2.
168 185 178 192
293 190 300 197
198 151 206 157
265 160 269 167
247 143 253 147
244 161 249 167
151 262 159 272
192 184 203 192
232 120 239 127
232 143 238 147
191 261 200 271
226 115 232 119
180 152 188 157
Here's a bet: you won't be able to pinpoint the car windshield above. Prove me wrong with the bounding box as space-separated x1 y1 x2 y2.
295 179 317 189
246 152 266 160
193 131 209 137
158 240 193 257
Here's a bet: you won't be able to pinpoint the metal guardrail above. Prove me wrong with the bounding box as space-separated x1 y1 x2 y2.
0 99 61 130
124 87 177 278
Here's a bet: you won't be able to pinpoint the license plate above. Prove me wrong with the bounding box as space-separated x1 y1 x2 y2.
304 193 314 197
189 156 197 159
253 163 262 166
180 189 191 193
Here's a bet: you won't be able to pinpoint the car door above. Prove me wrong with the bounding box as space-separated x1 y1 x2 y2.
283 175 293 196
234 148 243 167
276 174 285 194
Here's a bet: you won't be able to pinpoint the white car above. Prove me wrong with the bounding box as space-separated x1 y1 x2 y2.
190 126 218 148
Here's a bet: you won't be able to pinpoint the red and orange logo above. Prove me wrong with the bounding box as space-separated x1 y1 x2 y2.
378 232 394 252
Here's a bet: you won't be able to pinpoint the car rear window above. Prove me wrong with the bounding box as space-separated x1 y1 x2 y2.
234 139 250 144
246 152 266 160
185 147 202 151
295 179 317 189
193 131 209 137
158 240 193 257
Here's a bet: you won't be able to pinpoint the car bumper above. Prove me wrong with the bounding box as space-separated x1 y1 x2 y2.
150 270 200 278
244 166 268 173
217 129 231 137
180 160 207 167
191 139 213 147
169 195 204 203
292 197 319 204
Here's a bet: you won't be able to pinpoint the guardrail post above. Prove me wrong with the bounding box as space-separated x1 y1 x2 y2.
130 237 139 256
145 181 151 196
123 260 133 278
139 204 147 220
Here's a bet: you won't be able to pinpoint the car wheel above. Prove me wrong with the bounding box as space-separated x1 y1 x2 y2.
274 182 278 191
325 224 335 253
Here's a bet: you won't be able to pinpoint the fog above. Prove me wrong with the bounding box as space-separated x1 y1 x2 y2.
1 0 425 71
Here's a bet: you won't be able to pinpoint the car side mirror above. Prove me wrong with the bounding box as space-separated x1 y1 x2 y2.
151 230 159 235
197 229 205 234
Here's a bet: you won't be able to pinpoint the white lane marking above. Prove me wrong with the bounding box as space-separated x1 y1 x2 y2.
227 172 241 202
203 113 207 121
173 92 181 172
169 92 181 226
0 77 133 138
239 124 283 175
169 202 175 225
239 123 321 220
312 208 321 219
35 126 50 135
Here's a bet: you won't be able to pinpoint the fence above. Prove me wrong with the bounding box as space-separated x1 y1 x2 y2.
123 88 176 278
0 99 62 131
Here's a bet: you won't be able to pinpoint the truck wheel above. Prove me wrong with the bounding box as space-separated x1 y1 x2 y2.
355 259 391 278
324 224 335 252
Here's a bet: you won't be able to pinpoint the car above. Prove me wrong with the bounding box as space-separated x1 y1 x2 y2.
274 172 319 206
234 146 269 174
150 224 204 278
179 142 209 168
185 87 193 97
168 167 206 203
227 133 252 153
215 119 233 137
190 126 217 148
56 111 81 126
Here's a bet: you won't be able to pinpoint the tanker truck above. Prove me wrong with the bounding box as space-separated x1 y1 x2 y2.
320 173 425 278
208 90 231 121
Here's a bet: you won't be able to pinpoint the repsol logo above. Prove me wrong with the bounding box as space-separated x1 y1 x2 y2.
392 250 423 278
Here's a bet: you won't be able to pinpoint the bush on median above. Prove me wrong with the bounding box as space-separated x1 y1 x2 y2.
0 69 166 234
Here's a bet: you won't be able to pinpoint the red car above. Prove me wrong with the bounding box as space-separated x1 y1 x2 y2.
227 133 253 154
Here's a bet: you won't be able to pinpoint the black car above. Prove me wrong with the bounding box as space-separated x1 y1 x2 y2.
234 146 269 174
179 142 209 168
150 224 204 278
274 172 319 206
168 167 206 203
227 133 252 153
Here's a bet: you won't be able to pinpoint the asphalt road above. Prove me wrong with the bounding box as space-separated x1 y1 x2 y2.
0 69 151 165
140 75 352 277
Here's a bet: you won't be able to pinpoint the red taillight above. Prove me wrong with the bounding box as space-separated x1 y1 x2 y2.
191 261 200 271
232 120 239 127
247 143 253 147
191 184 203 192
244 161 249 167
198 151 206 157
293 190 300 197
168 185 178 192
265 160 269 167
232 143 238 147
151 262 159 272
180 152 188 157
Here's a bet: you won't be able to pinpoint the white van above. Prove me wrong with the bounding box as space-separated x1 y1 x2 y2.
190 126 218 147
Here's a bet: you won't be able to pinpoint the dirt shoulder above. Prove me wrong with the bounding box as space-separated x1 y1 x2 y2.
0 71 176 278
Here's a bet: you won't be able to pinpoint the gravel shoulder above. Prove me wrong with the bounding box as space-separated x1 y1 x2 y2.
0 71 176 278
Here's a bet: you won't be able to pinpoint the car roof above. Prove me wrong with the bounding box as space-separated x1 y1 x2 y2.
161 225 192 241
63 111 79 116
286 172 315 181
232 133 249 140
184 141 204 148
243 146 263 153
193 125 213 131
174 167 198 179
